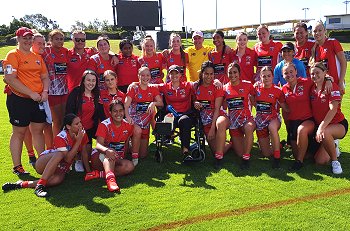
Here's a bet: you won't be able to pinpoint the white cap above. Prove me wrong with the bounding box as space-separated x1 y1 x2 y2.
192 31 203 38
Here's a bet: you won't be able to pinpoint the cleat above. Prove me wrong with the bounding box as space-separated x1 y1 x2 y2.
106 178 120 192
84 170 100 181
34 185 49 197
289 160 303 172
331 160 343 175
13 165 30 175
2 181 22 192
272 158 280 169
240 159 250 170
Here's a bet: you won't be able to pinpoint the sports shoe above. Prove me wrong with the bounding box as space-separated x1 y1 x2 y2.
331 160 343 174
272 158 280 169
214 159 223 170
289 160 303 172
106 178 120 192
13 165 30 175
74 160 84 172
84 170 100 181
2 181 22 192
240 159 250 170
34 185 49 197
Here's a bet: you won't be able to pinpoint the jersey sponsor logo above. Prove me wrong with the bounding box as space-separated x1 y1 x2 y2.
155 60 159 64
268 94 274 98
137 93 142 99
24 61 29 64
99 64 104 69
123 130 129 135
170 58 174 63
148 92 153 98
191 52 196 56
331 90 341 97
239 89 244 93
131 59 137 67
179 89 186 95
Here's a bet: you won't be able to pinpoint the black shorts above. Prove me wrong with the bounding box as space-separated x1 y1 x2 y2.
6 93 46 127
339 119 348 139
287 118 315 141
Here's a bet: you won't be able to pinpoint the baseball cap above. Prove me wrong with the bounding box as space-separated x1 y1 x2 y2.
192 31 203 38
281 42 295 51
168 65 181 73
16 27 34 37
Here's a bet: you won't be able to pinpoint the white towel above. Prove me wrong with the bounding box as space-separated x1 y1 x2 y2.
42 100 52 124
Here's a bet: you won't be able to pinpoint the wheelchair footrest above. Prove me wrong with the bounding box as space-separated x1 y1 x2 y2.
154 122 173 136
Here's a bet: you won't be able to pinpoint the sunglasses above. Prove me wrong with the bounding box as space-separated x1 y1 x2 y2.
74 38 86 42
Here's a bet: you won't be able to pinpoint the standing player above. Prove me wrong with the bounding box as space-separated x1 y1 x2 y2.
293 22 314 76
254 66 288 168
116 39 140 93
254 25 283 82
42 29 69 136
223 63 256 169
232 32 257 83
138 36 165 84
125 67 163 165
208 30 234 84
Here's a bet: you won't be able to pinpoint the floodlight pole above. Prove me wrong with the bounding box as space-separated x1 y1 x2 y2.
259 0 262 24
344 1 350 14
302 7 309 21
112 0 117 28
159 0 163 31
216 0 218 29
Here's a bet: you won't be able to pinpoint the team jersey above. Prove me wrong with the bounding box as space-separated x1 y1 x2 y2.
224 80 255 129
310 82 344 125
87 53 116 90
138 53 164 84
194 83 224 126
185 45 212 82
273 58 307 86
158 81 193 113
232 48 257 82
54 129 89 153
116 53 140 87
100 89 125 118
208 48 234 84
78 94 96 130
126 84 160 129
3 49 47 98
67 48 96 92
95 118 134 159
295 40 314 76
254 40 283 80
254 84 285 130
281 78 313 121
314 38 344 84
164 50 189 82
42 46 69 95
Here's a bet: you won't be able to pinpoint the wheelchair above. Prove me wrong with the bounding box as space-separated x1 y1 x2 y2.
153 106 206 163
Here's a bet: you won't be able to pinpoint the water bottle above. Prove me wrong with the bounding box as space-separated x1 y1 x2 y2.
166 105 180 118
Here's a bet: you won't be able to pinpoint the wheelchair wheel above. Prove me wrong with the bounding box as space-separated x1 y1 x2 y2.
155 150 163 163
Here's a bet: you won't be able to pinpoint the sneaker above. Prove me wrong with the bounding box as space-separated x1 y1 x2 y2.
34 185 49 197
272 158 280 169
331 160 343 174
106 178 120 192
240 159 250 170
74 160 84 172
289 160 303 171
29 155 37 167
13 165 30 175
84 170 100 181
2 181 22 192
214 159 223 170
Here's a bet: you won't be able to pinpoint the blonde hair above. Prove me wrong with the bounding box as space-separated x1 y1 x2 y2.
48 29 64 41
141 36 156 57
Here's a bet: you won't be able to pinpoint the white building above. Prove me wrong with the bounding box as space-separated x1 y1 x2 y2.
324 14 350 30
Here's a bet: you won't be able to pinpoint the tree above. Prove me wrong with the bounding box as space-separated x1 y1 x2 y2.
71 21 87 31
9 18 32 34
21 14 59 31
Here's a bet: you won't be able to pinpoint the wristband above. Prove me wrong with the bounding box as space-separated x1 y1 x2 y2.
325 77 332 82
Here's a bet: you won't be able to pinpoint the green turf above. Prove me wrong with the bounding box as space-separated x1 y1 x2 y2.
0 41 350 230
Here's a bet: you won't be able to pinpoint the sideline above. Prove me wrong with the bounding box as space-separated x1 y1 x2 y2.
145 187 350 231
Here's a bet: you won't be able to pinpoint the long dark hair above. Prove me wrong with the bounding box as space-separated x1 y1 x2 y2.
213 30 226 62
62 113 78 130
198 61 215 86
77 70 100 114
169 33 186 67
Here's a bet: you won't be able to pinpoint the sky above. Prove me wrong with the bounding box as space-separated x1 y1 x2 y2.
0 0 347 32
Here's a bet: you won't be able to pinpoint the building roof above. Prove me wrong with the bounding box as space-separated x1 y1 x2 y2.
325 14 350 17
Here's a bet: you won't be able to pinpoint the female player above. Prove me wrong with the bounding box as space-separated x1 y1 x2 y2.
2 114 89 197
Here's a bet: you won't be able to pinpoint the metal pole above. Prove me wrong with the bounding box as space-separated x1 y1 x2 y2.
159 0 163 31
259 0 262 24
216 0 218 29
112 0 117 28
344 1 350 14
302 8 309 21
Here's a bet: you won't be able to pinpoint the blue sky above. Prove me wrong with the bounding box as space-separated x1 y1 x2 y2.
0 0 347 31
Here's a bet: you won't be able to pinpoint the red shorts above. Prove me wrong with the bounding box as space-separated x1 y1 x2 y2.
229 128 244 137
256 127 269 138
48 94 68 107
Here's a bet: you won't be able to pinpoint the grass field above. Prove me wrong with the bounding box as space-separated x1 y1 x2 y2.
1 40 350 230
